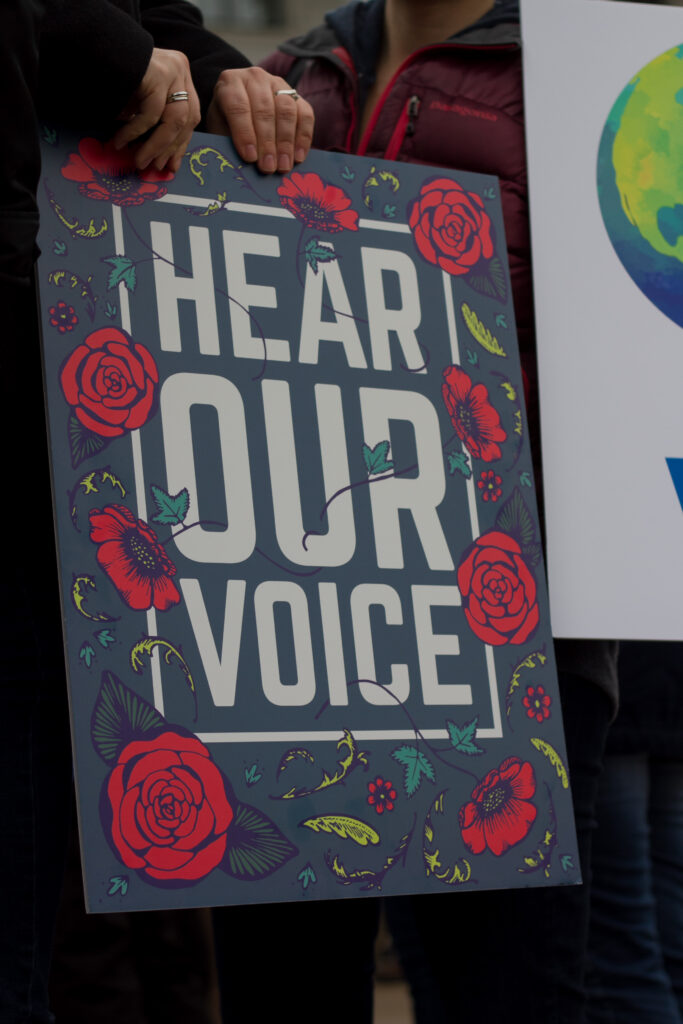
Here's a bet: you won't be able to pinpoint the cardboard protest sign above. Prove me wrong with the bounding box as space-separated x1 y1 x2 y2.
37 131 577 910
522 0 683 639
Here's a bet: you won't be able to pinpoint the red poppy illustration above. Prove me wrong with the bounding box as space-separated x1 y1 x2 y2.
107 730 233 882
60 326 158 438
89 504 180 612
49 300 78 334
457 529 539 646
442 365 506 462
523 685 552 723
277 172 359 232
367 777 397 815
408 177 493 276
459 756 537 856
477 470 503 502
61 137 173 206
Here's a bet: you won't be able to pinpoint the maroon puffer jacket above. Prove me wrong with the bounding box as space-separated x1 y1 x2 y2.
262 14 538 461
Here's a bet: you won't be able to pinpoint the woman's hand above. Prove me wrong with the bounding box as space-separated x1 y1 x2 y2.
111 47 201 173
206 66 314 174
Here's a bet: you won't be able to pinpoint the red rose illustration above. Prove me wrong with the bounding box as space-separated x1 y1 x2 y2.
61 137 173 206
459 756 537 856
457 529 539 646
277 172 359 232
107 730 233 882
408 177 493 276
523 685 552 723
367 777 397 815
442 365 506 462
89 504 180 611
60 326 158 438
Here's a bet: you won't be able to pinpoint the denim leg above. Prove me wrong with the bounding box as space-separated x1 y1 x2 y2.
585 754 681 1024
650 759 683 1019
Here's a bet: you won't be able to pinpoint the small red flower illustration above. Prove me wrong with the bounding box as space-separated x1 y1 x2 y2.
277 172 359 232
49 300 78 334
367 777 397 815
477 470 503 502
408 177 494 276
89 504 180 612
61 137 173 206
459 756 537 856
522 685 552 723
442 365 506 462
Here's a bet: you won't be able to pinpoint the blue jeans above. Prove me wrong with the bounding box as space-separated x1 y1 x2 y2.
586 754 683 1024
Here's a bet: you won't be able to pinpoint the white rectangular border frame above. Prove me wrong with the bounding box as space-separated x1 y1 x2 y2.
113 196 502 741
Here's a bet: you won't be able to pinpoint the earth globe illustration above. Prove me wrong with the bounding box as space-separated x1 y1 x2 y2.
597 44 683 329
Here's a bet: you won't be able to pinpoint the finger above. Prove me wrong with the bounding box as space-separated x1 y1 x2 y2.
155 92 200 171
243 75 279 174
135 84 195 170
272 90 299 173
111 92 167 151
293 98 315 164
213 74 260 165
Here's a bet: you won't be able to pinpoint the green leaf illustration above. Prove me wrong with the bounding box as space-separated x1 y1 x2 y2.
42 126 57 145
466 348 479 366
495 487 537 550
300 815 380 847
108 875 129 896
362 440 394 476
341 166 355 182
383 204 397 219
68 411 109 470
244 764 262 787
495 313 508 328
53 239 67 256
519 471 532 488
465 256 507 303
222 801 298 880
298 863 317 889
423 793 474 886
79 643 96 668
391 745 436 797
95 629 116 649
91 671 166 764
561 854 575 873
103 255 137 292
447 451 471 479
446 717 484 756
461 302 507 357
530 738 570 789
104 301 118 320
149 483 190 526
304 237 337 274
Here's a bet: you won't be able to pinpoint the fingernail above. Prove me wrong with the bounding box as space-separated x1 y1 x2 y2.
295 148 305 163
244 144 257 162
263 153 276 173
278 153 291 173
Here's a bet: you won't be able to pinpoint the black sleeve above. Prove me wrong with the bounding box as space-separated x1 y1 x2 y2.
139 0 250 112
39 0 154 132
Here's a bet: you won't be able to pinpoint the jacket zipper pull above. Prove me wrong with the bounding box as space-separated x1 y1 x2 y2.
406 95 421 136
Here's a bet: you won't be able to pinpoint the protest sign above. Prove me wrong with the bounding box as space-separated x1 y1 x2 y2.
37 131 577 910
522 0 683 639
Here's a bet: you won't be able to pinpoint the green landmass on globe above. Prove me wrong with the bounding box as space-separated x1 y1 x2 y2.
610 45 683 263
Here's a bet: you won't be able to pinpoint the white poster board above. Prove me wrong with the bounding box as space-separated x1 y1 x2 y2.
522 0 683 639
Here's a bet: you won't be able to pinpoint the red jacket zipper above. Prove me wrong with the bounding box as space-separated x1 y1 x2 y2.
384 94 420 161
356 41 517 157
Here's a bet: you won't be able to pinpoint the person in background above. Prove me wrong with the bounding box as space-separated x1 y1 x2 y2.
216 1 616 1021
0 5 312 1021
586 642 683 1024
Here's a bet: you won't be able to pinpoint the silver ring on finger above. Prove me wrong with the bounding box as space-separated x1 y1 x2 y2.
274 88 299 101
167 91 190 103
